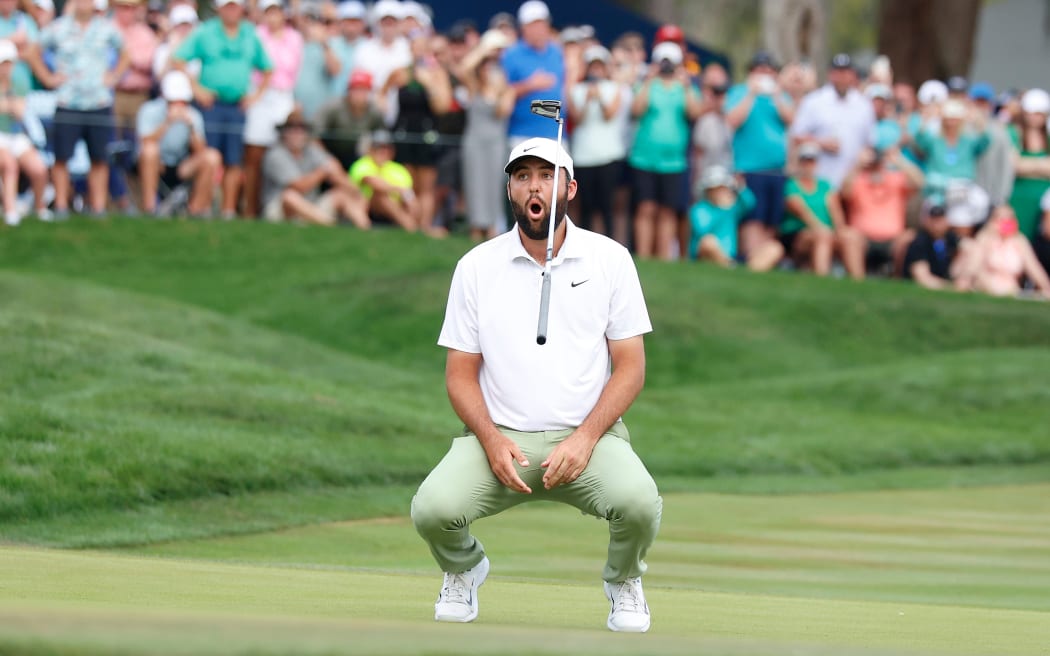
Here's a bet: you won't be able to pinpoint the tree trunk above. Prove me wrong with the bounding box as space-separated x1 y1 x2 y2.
878 0 982 85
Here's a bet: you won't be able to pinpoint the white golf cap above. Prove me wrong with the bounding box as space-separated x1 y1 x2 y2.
583 45 610 64
917 79 948 105
336 0 364 20
161 70 193 102
652 41 682 65
169 4 198 25
505 137 574 180
372 0 403 21
517 0 549 26
93 0 107 11
33 0 54 11
698 165 736 191
215 0 244 7
865 83 892 100
1021 88 1050 115
479 28 511 52
258 0 282 11
0 40 17 64
402 0 430 26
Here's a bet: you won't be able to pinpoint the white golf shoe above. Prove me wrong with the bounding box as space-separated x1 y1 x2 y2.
604 577 651 632
434 556 489 622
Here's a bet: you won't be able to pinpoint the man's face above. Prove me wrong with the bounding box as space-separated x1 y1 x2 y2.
340 17 364 39
347 85 370 108
282 125 309 151
894 83 916 113
521 19 549 47
926 213 949 238
217 2 243 24
506 157 576 241
829 67 854 95
73 0 94 16
377 16 399 42
0 0 17 17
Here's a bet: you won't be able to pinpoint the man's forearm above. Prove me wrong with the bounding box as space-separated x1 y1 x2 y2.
447 369 504 445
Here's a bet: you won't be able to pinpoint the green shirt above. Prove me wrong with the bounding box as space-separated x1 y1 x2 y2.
174 19 272 103
628 79 695 174
349 155 412 200
782 177 834 235
914 129 989 181
1007 124 1050 241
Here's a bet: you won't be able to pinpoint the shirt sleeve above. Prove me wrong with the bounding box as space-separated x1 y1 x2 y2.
190 108 206 139
606 246 652 340
252 31 273 72
262 148 299 189
135 102 158 137
173 28 198 63
107 22 124 51
437 258 481 353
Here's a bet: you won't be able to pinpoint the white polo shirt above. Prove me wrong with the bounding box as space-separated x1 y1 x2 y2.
438 218 652 432
791 84 875 187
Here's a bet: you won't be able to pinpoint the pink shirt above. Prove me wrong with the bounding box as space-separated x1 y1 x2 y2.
845 169 910 242
116 22 158 93
254 24 303 92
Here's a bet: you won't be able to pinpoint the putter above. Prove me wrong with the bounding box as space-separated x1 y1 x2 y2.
530 99 564 345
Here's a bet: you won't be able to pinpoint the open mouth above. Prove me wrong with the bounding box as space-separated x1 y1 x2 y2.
527 198 546 220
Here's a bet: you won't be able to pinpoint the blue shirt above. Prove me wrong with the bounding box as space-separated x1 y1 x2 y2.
136 98 205 166
295 40 335 119
39 16 123 110
329 35 357 98
501 40 564 139
725 83 789 172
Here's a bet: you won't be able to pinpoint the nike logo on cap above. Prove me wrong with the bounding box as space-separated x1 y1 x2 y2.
523 145 539 152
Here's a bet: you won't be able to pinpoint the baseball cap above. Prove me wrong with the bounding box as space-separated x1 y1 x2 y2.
698 165 736 191
93 0 107 11
941 99 967 119
517 0 549 26
32 0 54 11
258 0 282 12
215 0 244 7
917 79 948 105
112 0 142 6
0 40 16 64
748 50 778 71
830 53 853 70
479 29 511 52
371 0 403 22
402 1 430 28
160 70 193 102
946 75 969 93
798 142 821 160
489 11 514 30
969 81 995 102
505 137 574 180
655 23 685 45
560 26 584 44
652 41 682 66
865 83 892 100
922 196 947 218
348 69 372 90
169 4 198 25
583 45 610 64
336 0 364 20
1021 88 1050 115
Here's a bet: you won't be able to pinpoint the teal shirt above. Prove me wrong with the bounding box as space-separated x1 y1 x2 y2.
689 187 755 260
914 129 990 181
174 19 272 103
628 79 695 174
0 11 37 92
724 83 789 172
329 35 357 98
782 177 834 235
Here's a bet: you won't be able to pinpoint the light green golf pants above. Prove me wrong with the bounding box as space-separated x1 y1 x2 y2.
410 422 662 582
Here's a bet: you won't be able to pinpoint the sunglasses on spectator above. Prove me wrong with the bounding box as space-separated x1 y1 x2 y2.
708 85 729 95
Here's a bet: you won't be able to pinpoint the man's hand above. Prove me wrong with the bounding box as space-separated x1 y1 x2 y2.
541 431 597 490
195 87 216 109
525 70 556 93
480 434 531 494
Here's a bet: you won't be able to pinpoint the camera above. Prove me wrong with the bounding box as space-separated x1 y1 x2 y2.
658 59 676 76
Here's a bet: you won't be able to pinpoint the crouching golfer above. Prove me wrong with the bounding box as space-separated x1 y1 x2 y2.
411 137 662 633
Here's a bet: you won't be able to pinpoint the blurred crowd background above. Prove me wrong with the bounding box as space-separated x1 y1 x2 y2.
1 0 1049 299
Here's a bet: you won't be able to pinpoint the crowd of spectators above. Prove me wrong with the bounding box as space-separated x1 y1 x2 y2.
2 0 1050 298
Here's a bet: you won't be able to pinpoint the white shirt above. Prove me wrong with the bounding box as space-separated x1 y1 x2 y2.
791 85 875 187
569 80 627 167
438 218 652 432
352 36 411 126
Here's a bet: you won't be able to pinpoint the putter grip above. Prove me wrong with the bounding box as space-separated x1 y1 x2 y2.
536 271 551 345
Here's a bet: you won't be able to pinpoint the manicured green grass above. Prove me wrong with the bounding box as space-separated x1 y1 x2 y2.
1 218 1050 546
2 485 1048 656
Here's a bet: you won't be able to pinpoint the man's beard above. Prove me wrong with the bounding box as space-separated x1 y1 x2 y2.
512 190 569 241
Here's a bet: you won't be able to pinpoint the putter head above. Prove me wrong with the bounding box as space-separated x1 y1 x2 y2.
530 99 562 120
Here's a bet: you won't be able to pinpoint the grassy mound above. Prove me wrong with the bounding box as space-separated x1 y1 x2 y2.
1 219 1049 546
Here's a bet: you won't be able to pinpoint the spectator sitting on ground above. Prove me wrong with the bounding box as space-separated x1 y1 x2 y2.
840 145 924 275
27 0 129 217
173 0 272 219
781 142 866 279
688 165 782 271
0 39 48 225
348 128 418 231
903 199 962 290
790 53 875 189
954 205 1050 298
315 69 384 171
725 51 794 267
136 70 221 216
261 109 371 228
501 0 563 145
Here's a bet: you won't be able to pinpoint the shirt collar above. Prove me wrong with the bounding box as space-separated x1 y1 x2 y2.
507 216 585 264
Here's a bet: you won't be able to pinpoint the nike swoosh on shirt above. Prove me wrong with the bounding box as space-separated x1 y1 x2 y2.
571 280 589 288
